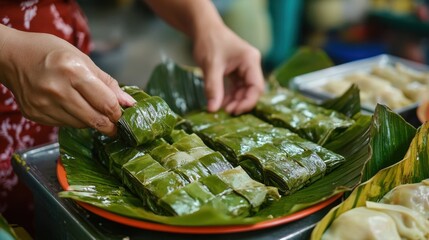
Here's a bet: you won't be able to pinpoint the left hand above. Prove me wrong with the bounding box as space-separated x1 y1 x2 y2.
193 25 265 115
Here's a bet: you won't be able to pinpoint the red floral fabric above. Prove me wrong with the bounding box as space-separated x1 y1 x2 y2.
0 0 91 234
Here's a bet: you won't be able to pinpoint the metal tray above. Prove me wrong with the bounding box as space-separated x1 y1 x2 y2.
291 54 428 127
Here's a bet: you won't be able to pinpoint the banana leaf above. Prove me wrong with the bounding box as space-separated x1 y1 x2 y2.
118 95 177 147
58 109 371 226
183 111 345 195
311 105 425 240
145 59 206 115
268 47 334 89
253 88 355 146
58 61 375 226
320 84 361 119
121 85 151 102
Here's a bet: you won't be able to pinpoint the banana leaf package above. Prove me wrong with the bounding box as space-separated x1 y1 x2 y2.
181 112 345 195
57 62 377 227
93 128 280 217
117 86 178 147
253 88 355 146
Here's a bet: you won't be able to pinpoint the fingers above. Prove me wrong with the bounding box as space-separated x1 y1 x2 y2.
203 62 225 112
223 60 264 115
232 63 264 114
70 65 127 125
96 69 136 107
60 87 118 137
19 99 88 129
232 85 263 115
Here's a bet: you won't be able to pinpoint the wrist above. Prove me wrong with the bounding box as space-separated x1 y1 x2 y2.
182 0 226 41
0 24 15 86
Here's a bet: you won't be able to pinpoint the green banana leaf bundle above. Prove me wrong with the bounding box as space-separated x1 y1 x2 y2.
253 88 355 146
311 105 423 240
56 60 377 227
180 112 345 195
93 128 279 217
117 86 177 147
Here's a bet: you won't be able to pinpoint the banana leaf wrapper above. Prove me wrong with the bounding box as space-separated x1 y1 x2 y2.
58 63 374 225
121 85 151 102
93 125 278 217
171 132 214 159
173 152 233 182
118 96 177 147
148 141 193 169
100 139 145 178
184 112 345 195
173 160 213 183
182 114 270 149
254 88 355 145
92 132 114 168
197 152 233 174
160 182 251 217
240 144 326 194
179 111 232 133
217 167 280 210
121 154 170 214
159 181 216 216
159 166 280 216
281 135 344 172
213 126 296 164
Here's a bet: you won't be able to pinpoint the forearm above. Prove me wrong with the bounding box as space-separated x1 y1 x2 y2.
0 24 14 85
144 0 226 40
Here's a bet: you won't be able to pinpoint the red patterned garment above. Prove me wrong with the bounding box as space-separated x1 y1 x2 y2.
0 0 91 233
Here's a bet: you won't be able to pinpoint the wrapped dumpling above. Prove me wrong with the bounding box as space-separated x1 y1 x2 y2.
395 62 429 84
372 65 411 88
322 201 429 240
117 86 178 147
366 201 429 240
380 179 429 219
322 207 401 240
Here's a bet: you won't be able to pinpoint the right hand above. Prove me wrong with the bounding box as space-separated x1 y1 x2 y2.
0 25 135 137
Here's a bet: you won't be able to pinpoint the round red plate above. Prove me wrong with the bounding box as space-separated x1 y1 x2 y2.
57 158 342 234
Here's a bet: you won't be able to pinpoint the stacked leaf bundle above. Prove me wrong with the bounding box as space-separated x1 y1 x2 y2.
93 86 280 217
94 130 279 217
253 88 355 145
180 112 346 195
117 86 178 147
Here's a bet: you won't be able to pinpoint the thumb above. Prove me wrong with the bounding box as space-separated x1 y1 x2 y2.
203 63 224 112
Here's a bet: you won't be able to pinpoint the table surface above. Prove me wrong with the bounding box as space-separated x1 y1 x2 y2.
12 143 340 240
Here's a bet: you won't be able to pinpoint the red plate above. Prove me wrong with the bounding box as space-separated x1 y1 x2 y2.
57 158 342 234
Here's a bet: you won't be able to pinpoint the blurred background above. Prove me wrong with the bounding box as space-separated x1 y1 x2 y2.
79 0 429 88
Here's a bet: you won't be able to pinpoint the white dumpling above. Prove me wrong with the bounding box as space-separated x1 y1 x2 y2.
322 207 401 240
372 65 412 87
402 81 428 102
395 62 429 84
367 201 429 240
381 179 429 219
321 79 352 96
342 72 413 109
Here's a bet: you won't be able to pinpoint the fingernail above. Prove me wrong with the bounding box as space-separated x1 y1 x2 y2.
121 91 136 106
207 99 217 112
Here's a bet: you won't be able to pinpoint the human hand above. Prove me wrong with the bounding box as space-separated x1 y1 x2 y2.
193 25 265 115
0 26 135 137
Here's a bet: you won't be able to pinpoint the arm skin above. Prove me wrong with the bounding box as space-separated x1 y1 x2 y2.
144 0 265 115
0 24 135 137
